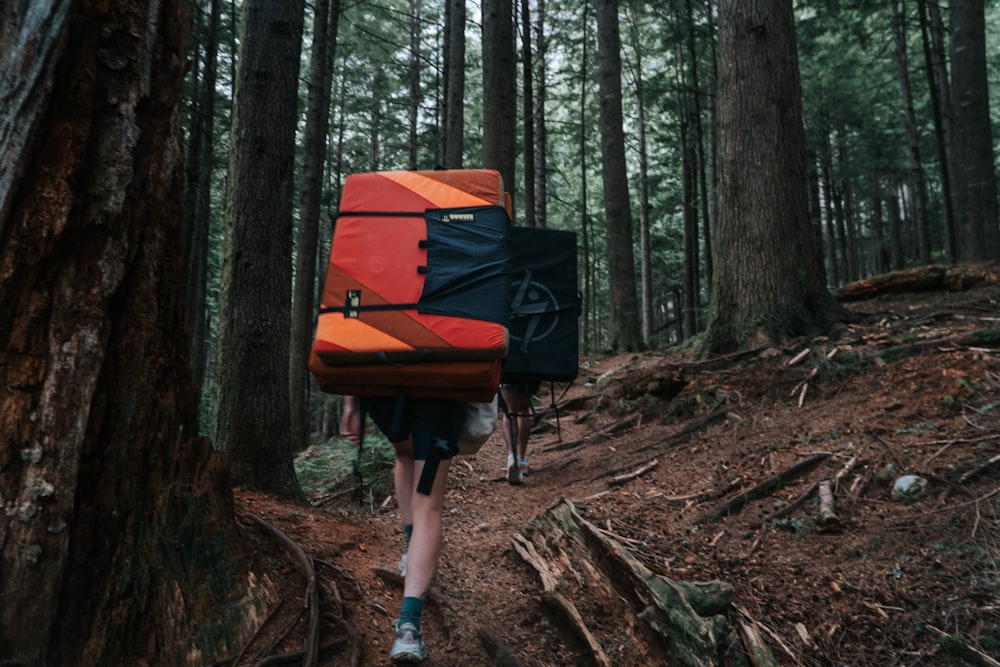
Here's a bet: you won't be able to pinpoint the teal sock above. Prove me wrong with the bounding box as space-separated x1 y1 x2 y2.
403 524 413 549
399 596 424 630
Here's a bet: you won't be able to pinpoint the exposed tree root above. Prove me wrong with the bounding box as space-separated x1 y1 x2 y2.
243 512 321 666
475 628 529 666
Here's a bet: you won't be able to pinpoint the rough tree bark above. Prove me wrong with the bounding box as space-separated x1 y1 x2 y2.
595 0 645 352
706 0 848 353
290 0 339 453
482 0 517 210
212 0 306 498
0 2 271 664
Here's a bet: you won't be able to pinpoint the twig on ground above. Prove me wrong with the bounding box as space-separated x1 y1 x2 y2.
608 459 659 486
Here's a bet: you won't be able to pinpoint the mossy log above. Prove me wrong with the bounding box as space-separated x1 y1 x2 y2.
515 498 734 667
832 264 997 302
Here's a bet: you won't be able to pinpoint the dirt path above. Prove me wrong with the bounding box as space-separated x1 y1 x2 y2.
237 269 1000 666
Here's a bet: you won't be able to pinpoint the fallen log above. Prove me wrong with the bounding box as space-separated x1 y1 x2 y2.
516 498 733 667
832 264 997 302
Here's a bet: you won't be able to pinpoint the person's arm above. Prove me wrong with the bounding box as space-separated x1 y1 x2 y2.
340 395 361 443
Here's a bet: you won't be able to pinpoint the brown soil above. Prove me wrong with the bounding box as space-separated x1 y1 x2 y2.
232 263 1000 667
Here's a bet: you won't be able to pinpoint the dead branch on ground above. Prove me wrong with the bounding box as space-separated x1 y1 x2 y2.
698 452 833 524
609 459 659 486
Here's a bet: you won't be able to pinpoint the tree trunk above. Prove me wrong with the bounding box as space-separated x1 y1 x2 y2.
917 0 957 263
578 1 593 353
0 2 269 663
520 0 537 227
888 186 905 270
534 0 549 229
290 0 339 454
482 0 517 212
682 112 700 338
625 6 654 344
595 0 644 352
820 132 841 284
407 0 423 169
182 0 220 397
443 0 466 168
213 0 306 498
687 0 713 298
950 0 1000 260
891 0 933 265
707 0 848 353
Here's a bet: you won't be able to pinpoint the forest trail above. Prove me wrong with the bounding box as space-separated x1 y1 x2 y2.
234 261 1000 667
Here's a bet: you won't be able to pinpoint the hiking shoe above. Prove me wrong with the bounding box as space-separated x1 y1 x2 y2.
519 457 529 475
398 552 407 577
390 620 428 662
506 453 524 485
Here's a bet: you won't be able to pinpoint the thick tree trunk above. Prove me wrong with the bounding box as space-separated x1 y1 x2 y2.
0 2 270 664
213 0 306 498
950 0 1000 260
596 0 645 352
707 0 847 353
482 0 517 212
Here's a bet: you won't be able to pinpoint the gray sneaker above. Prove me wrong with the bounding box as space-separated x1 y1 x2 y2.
506 453 523 485
390 620 428 662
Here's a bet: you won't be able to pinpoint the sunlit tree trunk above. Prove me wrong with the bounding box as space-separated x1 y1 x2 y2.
213 0 306 498
0 1 266 663
595 0 644 351
706 0 847 353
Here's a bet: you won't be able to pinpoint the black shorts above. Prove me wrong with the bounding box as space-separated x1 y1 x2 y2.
362 395 463 461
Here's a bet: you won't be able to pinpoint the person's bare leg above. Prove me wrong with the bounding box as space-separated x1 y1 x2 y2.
393 440 415 528
402 457 451 599
517 412 531 462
